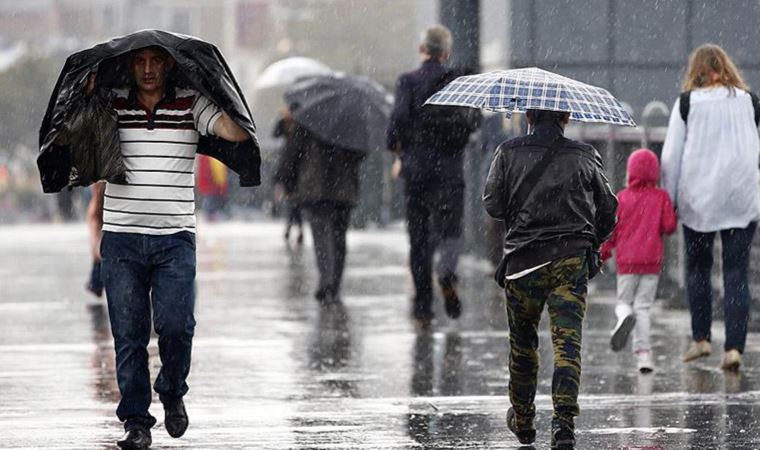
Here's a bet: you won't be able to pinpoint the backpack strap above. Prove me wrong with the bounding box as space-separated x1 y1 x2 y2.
494 135 563 287
679 91 691 124
681 90 760 126
750 92 760 126
504 135 563 228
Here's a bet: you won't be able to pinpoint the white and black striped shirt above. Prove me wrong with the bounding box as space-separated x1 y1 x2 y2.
103 88 222 235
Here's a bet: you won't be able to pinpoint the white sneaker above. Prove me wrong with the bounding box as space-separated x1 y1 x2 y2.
610 304 636 352
635 349 654 373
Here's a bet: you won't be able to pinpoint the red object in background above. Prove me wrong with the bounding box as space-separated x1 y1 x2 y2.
197 155 229 197
236 0 272 48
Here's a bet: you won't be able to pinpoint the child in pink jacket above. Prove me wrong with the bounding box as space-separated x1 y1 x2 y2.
601 148 678 372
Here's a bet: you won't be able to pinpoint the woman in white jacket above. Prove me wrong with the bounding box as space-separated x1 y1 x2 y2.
661 44 760 371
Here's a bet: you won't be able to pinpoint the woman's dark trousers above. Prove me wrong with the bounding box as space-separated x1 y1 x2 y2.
683 222 756 352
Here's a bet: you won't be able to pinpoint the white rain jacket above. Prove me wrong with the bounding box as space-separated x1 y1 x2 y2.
661 86 760 232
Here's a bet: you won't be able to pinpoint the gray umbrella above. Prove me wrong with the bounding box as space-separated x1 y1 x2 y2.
284 73 393 153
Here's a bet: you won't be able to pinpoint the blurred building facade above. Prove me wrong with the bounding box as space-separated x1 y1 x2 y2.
507 0 760 119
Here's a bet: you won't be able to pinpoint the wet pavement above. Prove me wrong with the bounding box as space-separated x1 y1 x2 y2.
1 221 759 449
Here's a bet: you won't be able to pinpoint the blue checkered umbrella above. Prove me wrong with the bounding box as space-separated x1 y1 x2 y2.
425 67 636 126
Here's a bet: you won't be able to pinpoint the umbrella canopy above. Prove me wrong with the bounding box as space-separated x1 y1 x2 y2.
255 57 332 89
426 67 636 127
284 73 393 153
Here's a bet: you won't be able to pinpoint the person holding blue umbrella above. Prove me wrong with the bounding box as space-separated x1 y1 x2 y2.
429 67 628 448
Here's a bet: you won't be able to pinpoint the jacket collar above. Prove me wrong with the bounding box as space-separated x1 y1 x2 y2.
530 121 565 141
421 58 444 69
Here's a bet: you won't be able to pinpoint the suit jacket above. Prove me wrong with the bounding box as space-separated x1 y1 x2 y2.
386 59 480 184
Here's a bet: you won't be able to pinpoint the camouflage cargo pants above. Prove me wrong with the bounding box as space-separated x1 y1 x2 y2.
505 255 588 428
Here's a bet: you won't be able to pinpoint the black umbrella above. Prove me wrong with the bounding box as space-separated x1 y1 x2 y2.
38 29 260 192
284 73 393 153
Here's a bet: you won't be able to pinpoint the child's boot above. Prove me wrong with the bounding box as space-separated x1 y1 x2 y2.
611 303 636 351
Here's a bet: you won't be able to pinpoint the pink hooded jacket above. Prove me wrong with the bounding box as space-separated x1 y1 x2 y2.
600 148 678 274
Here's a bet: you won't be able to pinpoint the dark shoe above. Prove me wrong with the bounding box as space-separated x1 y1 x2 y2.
163 398 189 438
551 420 575 449
117 428 151 449
506 407 536 445
439 274 462 319
315 288 339 307
413 317 433 332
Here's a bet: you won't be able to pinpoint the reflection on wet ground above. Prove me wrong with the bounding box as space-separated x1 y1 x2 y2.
0 222 759 448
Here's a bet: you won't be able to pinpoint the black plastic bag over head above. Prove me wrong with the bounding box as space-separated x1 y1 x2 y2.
61 93 125 186
38 29 261 193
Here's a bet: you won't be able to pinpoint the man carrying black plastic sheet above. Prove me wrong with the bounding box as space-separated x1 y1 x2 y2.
38 31 258 449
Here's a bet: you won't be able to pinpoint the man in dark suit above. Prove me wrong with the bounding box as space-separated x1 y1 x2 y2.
387 25 480 327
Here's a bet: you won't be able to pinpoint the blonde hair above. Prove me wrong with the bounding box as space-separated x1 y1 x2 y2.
682 44 749 92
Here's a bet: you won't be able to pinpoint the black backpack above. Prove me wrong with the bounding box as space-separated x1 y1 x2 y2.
679 90 760 125
416 71 481 151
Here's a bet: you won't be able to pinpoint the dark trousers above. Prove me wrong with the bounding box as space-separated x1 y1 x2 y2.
404 181 464 320
288 204 303 228
307 202 352 300
101 231 196 431
683 222 756 352
505 255 588 427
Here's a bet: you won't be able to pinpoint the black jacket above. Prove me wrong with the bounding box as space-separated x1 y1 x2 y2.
37 29 260 193
386 59 480 184
483 121 618 275
275 126 364 208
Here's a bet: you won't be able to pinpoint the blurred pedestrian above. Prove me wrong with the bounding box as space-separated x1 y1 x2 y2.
483 109 617 449
276 116 364 304
386 24 480 327
85 181 105 297
662 43 760 371
273 108 304 245
600 148 677 372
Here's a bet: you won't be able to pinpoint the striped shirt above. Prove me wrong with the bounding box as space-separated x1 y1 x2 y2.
102 87 222 235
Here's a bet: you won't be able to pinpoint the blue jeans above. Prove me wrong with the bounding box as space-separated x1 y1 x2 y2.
683 223 755 352
101 231 196 431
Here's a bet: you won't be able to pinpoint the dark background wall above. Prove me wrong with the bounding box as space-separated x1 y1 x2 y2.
509 0 760 118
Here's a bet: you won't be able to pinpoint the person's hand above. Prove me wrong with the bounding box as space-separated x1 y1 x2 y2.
273 183 286 204
85 73 97 94
391 157 402 179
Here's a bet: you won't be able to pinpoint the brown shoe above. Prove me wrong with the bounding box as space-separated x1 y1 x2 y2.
682 340 711 362
720 349 742 372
